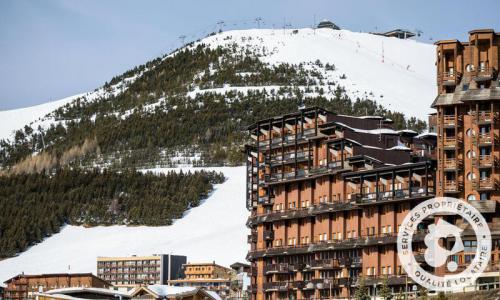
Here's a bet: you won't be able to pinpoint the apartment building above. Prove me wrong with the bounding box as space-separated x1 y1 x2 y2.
2 273 110 300
168 262 234 294
246 28 500 300
245 107 438 299
433 28 500 276
96 254 186 288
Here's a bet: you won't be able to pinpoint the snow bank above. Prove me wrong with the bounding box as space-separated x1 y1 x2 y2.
0 167 248 283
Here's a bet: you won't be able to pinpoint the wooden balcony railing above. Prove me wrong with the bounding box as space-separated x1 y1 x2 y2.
474 111 498 124
471 67 497 82
444 158 461 169
444 180 462 192
310 258 341 269
438 71 462 86
473 178 497 189
475 132 496 145
443 136 461 148
443 115 462 127
477 154 496 167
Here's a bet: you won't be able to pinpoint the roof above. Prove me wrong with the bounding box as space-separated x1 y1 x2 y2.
130 285 220 300
468 28 496 35
97 255 163 261
246 106 334 130
381 29 415 38
45 287 130 298
3 273 109 286
183 262 231 270
230 262 250 269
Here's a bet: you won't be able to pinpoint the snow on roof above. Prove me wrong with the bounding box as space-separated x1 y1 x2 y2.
147 285 197 297
415 131 437 138
46 287 130 297
335 121 400 135
387 145 411 151
206 291 223 300
397 129 418 135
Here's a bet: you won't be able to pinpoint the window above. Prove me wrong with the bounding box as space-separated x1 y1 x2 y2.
467 150 476 158
467 172 476 181
467 194 476 201
480 192 489 201
466 128 475 137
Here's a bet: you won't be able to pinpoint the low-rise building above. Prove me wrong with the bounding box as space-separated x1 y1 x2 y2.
130 285 221 300
3 273 110 300
168 263 234 296
36 287 131 300
97 254 186 288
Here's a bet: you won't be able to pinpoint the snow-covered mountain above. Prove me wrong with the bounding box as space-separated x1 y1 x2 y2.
0 167 247 282
0 27 438 281
0 27 436 142
190 28 436 120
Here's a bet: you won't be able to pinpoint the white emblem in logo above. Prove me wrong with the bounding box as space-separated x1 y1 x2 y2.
397 197 492 292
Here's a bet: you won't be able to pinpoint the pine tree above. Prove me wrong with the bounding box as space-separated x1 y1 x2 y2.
354 276 370 300
379 276 393 300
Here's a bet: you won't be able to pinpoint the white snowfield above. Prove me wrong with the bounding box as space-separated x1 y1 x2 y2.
0 94 84 141
0 167 248 283
193 28 437 120
0 28 435 142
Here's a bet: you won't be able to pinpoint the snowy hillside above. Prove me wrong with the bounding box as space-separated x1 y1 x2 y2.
188 28 436 120
0 27 436 143
0 167 247 282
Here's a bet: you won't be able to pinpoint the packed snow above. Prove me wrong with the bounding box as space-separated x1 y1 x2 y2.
190 28 436 120
0 167 248 283
0 94 83 141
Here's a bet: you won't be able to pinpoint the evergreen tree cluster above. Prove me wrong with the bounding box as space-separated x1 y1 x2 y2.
0 42 427 169
0 169 224 258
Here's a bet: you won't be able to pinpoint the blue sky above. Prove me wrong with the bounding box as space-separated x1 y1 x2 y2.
1 0 500 110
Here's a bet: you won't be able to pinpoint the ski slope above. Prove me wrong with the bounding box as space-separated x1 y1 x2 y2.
0 94 83 141
0 167 248 282
193 28 436 120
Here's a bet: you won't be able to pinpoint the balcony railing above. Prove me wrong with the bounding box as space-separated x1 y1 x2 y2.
477 154 496 167
443 115 462 127
473 178 497 190
264 263 294 274
474 111 498 124
444 158 461 170
310 258 341 269
471 67 497 82
474 132 496 145
443 136 461 148
353 187 432 204
263 230 275 241
444 180 462 192
438 71 462 86
247 232 257 243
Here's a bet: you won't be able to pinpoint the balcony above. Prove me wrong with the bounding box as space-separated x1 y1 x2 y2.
468 200 497 213
263 230 274 241
311 258 341 270
472 67 496 82
474 132 496 146
477 154 497 168
353 187 432 204
474 111 498 125
443 115 462 128
264 263 294 274
444 180 462 193
443 158 461 171
262 281 290 291
443 136 462 149
258 194 274 205
473 178 497 191
247 232 257 243
438 71 462 86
